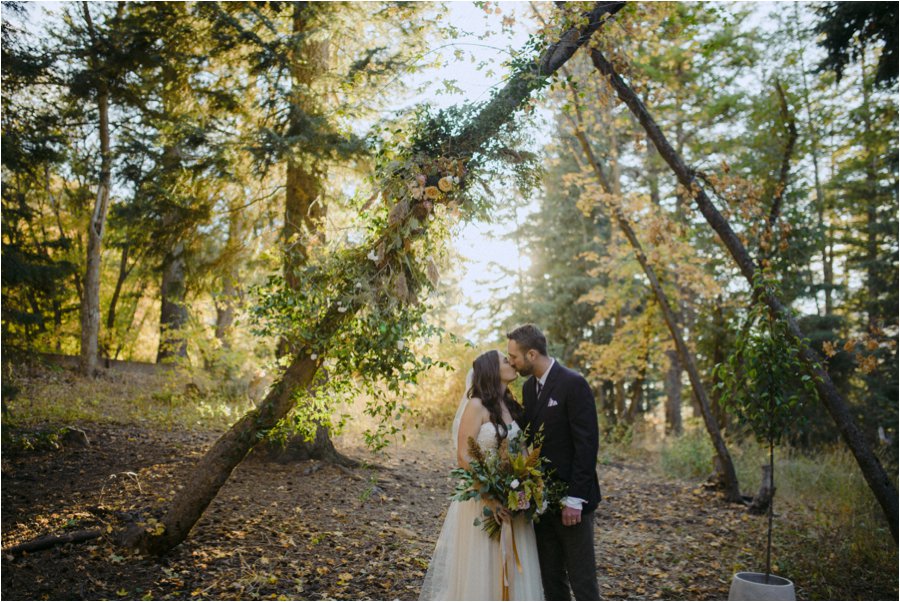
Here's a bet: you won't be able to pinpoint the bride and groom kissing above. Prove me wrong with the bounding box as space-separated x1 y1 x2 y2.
421 324 601 601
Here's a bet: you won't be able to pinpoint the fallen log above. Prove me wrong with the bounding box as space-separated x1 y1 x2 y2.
3 529 103 557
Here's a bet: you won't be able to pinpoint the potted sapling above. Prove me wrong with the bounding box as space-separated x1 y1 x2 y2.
716 292 816 601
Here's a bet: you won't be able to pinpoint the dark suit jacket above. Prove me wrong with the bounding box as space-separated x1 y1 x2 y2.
523 360 601 514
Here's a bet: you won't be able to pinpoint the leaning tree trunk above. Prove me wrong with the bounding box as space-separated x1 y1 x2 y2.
590 46 899 540
122 1 626 556
567 106 742 502
608 208 742 502
126 353 323 555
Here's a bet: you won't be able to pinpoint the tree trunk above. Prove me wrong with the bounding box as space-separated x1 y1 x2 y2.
614 205 741 501
121 3 623 556
626 375 643 424
859 47 882 332
626 316 652 424
214 208 242 348
256 423 354 464
282 0 327 290
590 47 899 540
613 379 627 420
126 353 323 555
271 2 344 462
793 3 832 317
157 240 189 363
156 2 192 364
214 274 236 347
103 244 131 362
748 463 774 515
106 245 129 333
759 79 797 258
79 3 112 378
103 244 131 364
824 229 834 315
664 349 683 436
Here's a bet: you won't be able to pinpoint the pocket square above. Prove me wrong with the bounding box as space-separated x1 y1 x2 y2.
547 398 559 407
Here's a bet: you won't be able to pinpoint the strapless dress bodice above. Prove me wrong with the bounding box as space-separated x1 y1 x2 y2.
475 420 521 451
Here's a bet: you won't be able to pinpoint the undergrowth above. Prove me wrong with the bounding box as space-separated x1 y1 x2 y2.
2 360 254 434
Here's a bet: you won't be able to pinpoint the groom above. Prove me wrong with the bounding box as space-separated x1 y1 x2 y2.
507 324 601 601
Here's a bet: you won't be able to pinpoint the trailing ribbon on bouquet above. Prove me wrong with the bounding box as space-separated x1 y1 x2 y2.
499 520 523 601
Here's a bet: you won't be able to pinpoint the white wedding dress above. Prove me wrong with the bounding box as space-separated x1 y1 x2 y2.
419 420 544 601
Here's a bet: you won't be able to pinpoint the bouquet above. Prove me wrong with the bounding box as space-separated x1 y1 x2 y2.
451 426 565 540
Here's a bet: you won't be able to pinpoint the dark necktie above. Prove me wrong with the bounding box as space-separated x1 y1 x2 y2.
536 381 543 397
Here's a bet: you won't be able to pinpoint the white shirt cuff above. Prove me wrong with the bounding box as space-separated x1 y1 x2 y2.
562 496 586 510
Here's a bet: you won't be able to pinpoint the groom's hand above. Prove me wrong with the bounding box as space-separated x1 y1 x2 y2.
561 506 582 527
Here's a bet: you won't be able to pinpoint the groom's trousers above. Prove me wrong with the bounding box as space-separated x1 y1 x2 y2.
534 511 600 601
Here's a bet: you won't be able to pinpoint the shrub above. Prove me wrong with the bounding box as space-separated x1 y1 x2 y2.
660 422 715 480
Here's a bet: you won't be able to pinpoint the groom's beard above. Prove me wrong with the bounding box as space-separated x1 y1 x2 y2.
516 363 534 377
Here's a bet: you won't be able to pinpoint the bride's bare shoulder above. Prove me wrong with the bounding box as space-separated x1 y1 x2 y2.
466 396 484 408
462 396 489 418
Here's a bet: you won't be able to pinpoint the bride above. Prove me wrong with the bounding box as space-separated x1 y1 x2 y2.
419 350 544 601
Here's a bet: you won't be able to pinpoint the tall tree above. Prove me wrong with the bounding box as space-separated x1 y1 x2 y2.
77 2 124 375
202 0 432 461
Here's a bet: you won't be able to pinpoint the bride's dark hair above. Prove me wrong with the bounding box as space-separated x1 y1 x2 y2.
469 350 523 445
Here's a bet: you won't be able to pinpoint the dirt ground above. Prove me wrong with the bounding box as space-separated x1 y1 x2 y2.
1 423 896 601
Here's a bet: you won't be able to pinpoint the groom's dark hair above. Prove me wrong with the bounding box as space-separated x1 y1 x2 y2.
507 324 548 356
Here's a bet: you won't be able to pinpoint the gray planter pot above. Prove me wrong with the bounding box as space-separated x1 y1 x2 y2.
728 572 796 601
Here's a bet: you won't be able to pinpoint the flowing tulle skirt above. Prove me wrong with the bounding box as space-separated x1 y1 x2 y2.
419 498 544 601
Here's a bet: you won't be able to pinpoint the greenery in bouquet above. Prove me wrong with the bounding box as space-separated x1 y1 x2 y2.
451 426 566 540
